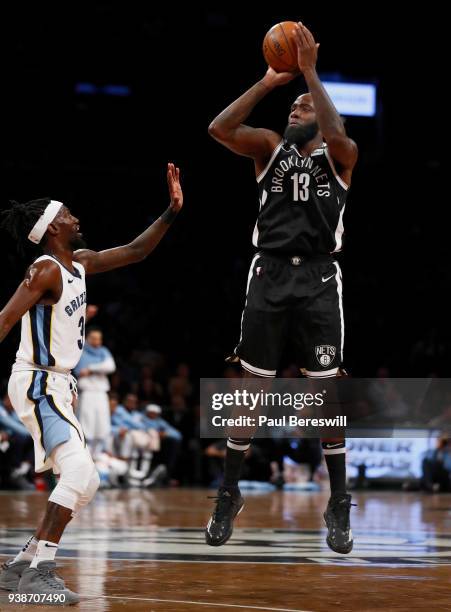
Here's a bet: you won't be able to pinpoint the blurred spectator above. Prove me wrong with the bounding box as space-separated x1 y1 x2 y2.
0 394 34 490
166 394 200 484
166 394 194 439
95 452 129 489
0 394 30 438
108 392 124 455
204 440 226 487
143 404 182 485
144 404 182 441
74 328 116 459
421 435 451 492
111 393 160 486
269 438 322 488
86 304 99 322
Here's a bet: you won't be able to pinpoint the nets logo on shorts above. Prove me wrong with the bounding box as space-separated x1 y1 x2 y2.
315 345 336 367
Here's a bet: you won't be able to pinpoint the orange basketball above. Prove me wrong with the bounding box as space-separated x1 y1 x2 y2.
263 21 299 73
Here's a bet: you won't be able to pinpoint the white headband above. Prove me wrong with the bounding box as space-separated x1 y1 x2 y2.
27 200 63 244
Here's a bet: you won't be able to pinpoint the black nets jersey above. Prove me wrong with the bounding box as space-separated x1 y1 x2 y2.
253 140 349 255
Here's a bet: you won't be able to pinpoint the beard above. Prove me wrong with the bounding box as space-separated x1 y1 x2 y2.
69 234 87 250
283 121 319 148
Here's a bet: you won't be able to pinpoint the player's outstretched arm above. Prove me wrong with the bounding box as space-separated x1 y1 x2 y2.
74 163 183 275
0 260 61 342
208 69 294 168
293 22 358 175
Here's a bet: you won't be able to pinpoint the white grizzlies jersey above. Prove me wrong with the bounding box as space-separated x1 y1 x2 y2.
14 255 87 372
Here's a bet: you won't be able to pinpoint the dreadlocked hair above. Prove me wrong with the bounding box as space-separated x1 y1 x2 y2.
1 198 51 258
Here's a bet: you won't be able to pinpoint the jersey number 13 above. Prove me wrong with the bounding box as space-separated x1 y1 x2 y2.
291 172 310 202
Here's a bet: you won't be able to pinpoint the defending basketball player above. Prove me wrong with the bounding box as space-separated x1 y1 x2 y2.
206 23 358 552
0 163 182 602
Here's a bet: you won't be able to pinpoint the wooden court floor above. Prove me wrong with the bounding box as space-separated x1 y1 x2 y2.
0 489 450 611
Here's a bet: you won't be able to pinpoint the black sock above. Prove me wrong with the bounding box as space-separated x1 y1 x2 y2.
223 438 250 489
322 441 346 495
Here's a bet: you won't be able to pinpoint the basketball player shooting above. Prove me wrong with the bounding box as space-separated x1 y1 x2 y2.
206 23 358 553
0 163 182 603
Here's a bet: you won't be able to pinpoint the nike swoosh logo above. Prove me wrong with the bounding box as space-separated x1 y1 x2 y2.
44 543 58 548
322 274 334 283
68 279 74 283
325 443 342 448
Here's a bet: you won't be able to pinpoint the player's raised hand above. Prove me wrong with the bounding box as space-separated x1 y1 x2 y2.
262 66 299 89
167 163 183 212
294 22 320 74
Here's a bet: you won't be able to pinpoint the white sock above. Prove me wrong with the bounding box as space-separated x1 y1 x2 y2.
29 540 59 568
13 535 38 563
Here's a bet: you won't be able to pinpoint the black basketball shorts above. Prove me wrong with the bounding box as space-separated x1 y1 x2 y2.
233 251 344 378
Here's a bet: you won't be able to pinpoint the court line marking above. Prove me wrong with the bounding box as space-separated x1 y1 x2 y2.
1 552 450 567
0 524 451 537
102 595 311 611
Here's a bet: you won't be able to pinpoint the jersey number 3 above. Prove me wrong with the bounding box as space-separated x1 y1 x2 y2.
78 316 85 350
291 172 310 202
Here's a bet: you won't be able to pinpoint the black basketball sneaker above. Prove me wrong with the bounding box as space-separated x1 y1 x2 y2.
205 487 245 547
324 493 354 554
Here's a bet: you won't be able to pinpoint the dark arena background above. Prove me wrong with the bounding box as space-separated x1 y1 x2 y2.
0 5 448 612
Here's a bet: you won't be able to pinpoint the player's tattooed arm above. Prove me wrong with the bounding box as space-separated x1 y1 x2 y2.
74 163 183 275
0 261 61 342
293 22 358 175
